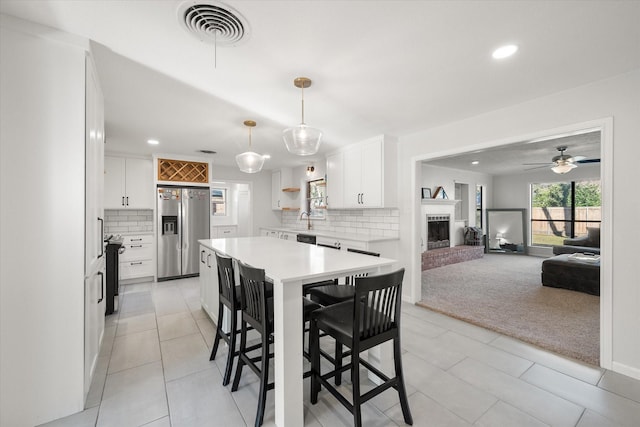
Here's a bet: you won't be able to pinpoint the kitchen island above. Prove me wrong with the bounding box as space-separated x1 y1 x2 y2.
198 236 397 426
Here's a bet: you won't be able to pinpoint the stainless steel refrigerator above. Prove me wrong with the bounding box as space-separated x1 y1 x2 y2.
157 186 210 280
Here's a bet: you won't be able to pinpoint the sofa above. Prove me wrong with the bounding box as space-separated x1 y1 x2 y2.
552 227 600 255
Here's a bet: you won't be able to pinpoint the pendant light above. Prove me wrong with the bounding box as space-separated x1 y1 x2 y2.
236 120 265 173
283 77 322 156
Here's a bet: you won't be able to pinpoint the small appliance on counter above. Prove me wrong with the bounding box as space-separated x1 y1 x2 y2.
104 234 125 315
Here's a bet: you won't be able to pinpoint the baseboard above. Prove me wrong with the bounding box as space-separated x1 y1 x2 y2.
611 361 640 381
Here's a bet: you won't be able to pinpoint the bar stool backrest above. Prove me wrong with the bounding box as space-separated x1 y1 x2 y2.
216 253 236 308
237 261 270 335
353 268 404 343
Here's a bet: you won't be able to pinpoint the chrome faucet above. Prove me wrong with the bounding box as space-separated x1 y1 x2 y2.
300 211 312 230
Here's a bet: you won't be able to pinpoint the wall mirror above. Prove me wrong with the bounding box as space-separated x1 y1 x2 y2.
486 209 526 254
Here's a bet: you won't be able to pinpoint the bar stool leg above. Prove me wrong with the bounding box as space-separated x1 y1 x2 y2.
222 308 237 386
394 337 413 425
209 301 224 361
352 350 362 427
256 333 270 427
231 320 247 392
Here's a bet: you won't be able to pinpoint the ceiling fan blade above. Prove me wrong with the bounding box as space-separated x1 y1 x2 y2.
568 155 586 162
524 165 550 171
522 162 552 166
577 158 600 164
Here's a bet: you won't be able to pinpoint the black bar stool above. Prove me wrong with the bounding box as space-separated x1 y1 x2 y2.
209 253 248 386
309 268 413 427
231 261 274 427
307 248 380 384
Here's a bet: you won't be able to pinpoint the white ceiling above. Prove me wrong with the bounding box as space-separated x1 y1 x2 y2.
1 1 638 171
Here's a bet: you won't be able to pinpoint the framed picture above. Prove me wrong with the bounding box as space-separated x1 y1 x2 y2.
421 187 431 199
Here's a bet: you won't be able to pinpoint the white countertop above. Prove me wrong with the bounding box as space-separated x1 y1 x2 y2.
199 237 396 283
260 227 398 243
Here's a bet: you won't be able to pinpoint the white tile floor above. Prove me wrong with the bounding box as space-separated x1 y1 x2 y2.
41 277 640 427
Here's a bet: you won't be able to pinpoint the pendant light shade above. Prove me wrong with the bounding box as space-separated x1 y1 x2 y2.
236 120 264 173
283 77 322 156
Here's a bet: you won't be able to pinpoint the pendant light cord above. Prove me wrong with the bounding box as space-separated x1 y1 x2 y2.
300 85 306 125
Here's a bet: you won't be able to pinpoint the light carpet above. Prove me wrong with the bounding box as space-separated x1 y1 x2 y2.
418 254 599 366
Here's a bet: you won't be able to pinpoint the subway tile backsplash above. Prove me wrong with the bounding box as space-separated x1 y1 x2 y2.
281 208 399 237
104 209 154 234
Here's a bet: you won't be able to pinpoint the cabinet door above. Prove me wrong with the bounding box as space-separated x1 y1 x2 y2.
104 156 126 209
343 145 362 207
85 59 104 271
84 269 105 395
271 170 282 210
125 158 153 209
360 139 383 207
326 152 344 209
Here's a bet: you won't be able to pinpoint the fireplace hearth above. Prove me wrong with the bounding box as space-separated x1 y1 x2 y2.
427 214 450 250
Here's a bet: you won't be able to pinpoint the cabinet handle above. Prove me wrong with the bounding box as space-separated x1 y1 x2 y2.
97 271 104 303
206 253 212 268
131 238 142 241
361 193 364 205
126 196 129 206
98 217 104 258
122 196 125 206
130 262 142 265
200 250 205 263
131 245 143 248
223 230 230 234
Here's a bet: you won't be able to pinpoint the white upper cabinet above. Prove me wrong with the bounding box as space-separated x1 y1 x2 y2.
104 157 153 209
326 135 397 209
326 152 345 209
271 167 298 210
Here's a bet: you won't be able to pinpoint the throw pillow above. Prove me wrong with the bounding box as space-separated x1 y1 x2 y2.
587 227 600 246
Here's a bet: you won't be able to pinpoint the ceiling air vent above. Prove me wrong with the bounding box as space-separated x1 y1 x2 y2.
177 1 250 46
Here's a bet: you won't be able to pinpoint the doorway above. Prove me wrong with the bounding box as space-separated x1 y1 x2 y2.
411 118 612 367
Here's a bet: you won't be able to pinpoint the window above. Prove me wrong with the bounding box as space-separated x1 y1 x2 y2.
211 188 227 216
530 180 601 246
475 185 483 228
306 178 326 219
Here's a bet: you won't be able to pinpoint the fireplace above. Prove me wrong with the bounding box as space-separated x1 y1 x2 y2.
427 214 450 250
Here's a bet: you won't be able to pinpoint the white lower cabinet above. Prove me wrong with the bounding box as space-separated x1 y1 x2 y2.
199 245 219 323
211 225 238 238
119 234 154 281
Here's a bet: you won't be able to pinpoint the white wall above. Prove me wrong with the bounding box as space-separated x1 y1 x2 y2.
421 163 493 224
398 69 640 379
210 165 279 235
1 17 88 426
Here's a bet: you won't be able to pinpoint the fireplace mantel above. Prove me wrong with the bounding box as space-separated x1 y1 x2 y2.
421 199 460 206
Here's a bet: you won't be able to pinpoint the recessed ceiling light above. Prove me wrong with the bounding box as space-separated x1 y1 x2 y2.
147 139 159 145
471 160 480 165
492 44 518 59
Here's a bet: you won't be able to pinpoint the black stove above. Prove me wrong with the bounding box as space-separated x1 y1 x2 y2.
105 235 125 315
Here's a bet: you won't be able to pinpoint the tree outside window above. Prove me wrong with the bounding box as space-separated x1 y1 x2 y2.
530 180 601 246
306 178 326 219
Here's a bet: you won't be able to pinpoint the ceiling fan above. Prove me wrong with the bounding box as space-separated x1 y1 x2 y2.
523 146 600 174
